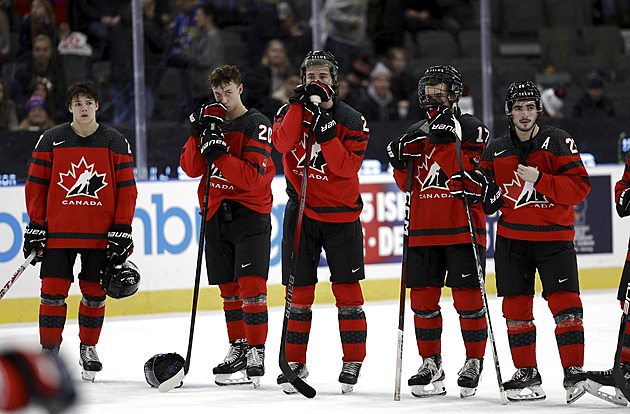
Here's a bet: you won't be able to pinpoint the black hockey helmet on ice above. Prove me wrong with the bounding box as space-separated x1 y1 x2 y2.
144 353 185 388
300 50 339 85
504 80 542 115
418 65 463 109
100 260 140 299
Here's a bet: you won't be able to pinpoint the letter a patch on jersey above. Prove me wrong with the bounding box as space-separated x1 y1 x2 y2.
58 157 108 199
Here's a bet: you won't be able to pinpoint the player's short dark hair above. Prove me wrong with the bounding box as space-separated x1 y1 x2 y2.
209 65 241 89
66 81 98 105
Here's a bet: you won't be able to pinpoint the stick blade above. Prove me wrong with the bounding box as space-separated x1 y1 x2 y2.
158 368 185 393
291 377 316 398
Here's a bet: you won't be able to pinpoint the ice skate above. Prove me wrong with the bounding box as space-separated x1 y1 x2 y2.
79 342 102 382
563 366 587 404
213 340 252 386
246 345 265 388
338 362 362 394
584 368 629 406
458 357 483 398
277 363 309 394
408 354 446 398
503 365 546 402
42 345 60 355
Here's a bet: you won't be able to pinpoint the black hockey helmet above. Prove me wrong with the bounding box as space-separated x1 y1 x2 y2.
300 50 339 85
418 65 463 109
144 353 185 388
504 81 542 115
101 260 140 299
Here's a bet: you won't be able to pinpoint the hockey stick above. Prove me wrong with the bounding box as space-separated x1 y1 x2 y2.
278 96 321 399
453 114 508 405
159 164 212 393
0 251 36 300
613 281 630 401
394 158 414 401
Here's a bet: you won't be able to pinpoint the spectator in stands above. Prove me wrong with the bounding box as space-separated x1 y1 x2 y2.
385 46 416 102
402 0 460 35
356 61 401 122
344 57 372 109
0 6 10 62
109 0 166 125
323 0 370 75
180 1 224 113
17 93 55 131
18 0 61 61
0 79 18 130
540 87 565 119
271 67 300 105
67 0 120 60
27 76 57 122
572 71 616 119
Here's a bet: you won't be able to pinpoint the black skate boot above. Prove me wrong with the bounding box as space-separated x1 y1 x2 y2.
246 345 265 388
79 342 102 382
585 368 628 406
458 357 483 398
338 362 362 394
503 365 545 402
408 354 446 398
277 363 309 394
42 345 60 355
563 366 587 404
213 340 251 385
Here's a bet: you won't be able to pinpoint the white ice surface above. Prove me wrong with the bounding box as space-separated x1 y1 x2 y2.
0 289 624 413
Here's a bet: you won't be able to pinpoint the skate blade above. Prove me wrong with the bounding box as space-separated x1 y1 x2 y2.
214 371 252 386
81 369 97 382
281 382 299 394
251 376 261 388
584 379 629 406
411 380 446 398
460 386 477 398
506 385 546 402
341 383 355 394
565 381 586 404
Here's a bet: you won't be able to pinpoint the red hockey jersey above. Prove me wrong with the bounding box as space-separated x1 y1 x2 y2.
480 125 591 242
393 114 489 247
180 108 275 219
272 101 369 223
25 123 137 249
615 152 630 255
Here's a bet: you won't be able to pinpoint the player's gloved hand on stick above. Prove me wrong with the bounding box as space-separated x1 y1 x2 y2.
617 189 630 218
23 222 47 265
188 102 227 138
200 127 228 165
449 169 503 213
312 109 337 144
386 133 428 171
107 224 133 265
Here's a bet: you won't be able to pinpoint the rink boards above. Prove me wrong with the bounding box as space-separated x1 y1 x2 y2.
1 165 628 323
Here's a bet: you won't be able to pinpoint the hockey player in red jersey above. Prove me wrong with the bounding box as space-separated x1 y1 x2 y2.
180 65 274 388
271 50 369 394
23 81 137 381
479 81 591 403
386 65 501 399
583 152 630 406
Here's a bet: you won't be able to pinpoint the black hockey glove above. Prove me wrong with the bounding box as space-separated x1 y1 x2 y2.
449 169 503 213
304 80 335 103
313 109 337 144
107 224 133 265
23 222 46 265
289 84 309 106
188 102 227 138
200 127 228 165
428 105 457 143
386 133 428 171
617 189 630 218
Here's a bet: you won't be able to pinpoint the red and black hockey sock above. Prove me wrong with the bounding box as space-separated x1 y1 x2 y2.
503 295 537 368
78 281 106 346
285 285 315 364
332 282 367 362
219 283 246 343
238 276 268 347
39 277 71 348
621 301 630 364
453 288 487 359
410 286 442 357
548 291 584 368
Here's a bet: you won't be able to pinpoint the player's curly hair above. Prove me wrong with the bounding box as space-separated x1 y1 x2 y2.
209 65 241 89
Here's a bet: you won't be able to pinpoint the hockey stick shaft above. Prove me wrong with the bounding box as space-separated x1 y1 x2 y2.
159 164 212 393
278 97 321 399
394 159 414 401
0 251 36 300
453 117 507 404
613 281 630 400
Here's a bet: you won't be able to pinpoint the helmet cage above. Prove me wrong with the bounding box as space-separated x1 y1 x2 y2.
505 81 542 115
418 65 463 109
